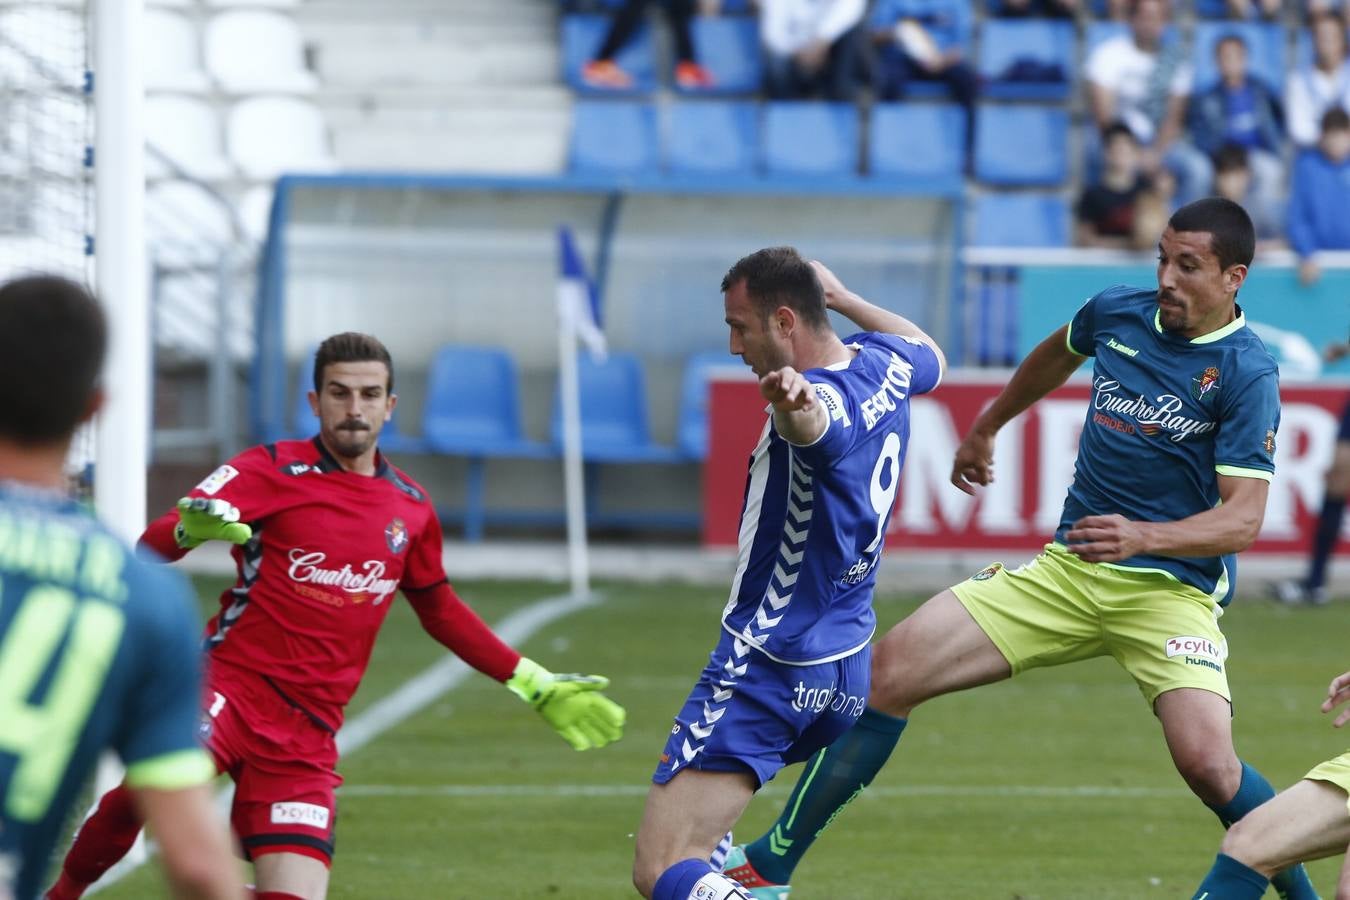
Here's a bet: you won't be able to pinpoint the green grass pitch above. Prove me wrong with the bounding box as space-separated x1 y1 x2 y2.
86 576 1349 899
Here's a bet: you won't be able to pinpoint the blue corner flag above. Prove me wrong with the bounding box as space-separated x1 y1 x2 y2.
557 226 607 360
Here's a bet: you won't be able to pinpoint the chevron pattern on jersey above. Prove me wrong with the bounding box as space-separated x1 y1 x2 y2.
205 527 264 650
671 453 815 774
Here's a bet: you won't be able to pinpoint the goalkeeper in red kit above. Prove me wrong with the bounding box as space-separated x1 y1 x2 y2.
46 332 625 900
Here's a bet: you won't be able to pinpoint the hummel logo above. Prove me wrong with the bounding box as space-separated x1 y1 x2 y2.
1106 337 1139 357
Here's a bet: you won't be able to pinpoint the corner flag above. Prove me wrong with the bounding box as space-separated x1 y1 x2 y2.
557 226 606 359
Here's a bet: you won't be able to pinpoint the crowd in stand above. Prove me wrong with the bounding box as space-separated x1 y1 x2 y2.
575 0 1350 272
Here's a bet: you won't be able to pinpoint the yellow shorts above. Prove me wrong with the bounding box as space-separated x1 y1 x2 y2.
951 543 1230 707
1306 752 1350 813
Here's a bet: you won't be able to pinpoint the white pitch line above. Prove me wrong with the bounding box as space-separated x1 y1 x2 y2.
90 590 599 894
337 783 1190 800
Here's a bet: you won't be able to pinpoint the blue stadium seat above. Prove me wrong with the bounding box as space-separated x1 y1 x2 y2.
292 349 424 453
971 192 1069 247
676 350 744 460
761 102 859 177
1191 22 1285 91
561 14 657 95
666 100 757 175
979 20 1074 101
869 102 965 186
551 351 681 463
974 105 1068 186
684 17 761 94
421 345 552 540
570 99 659 174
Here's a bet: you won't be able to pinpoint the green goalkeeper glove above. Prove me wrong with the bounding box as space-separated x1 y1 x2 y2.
506 657 626 751
173 497 252 549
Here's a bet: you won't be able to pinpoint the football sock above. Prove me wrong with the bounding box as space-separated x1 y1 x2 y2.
256 893 307 900
652 858 746 900
1306 496 1345 591
1192 853 1269 900
48 783 144 898
709 830 733 871
1206 762 1318 900
744 707 907 884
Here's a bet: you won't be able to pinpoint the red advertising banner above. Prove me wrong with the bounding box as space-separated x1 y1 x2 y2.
704 374 1350 555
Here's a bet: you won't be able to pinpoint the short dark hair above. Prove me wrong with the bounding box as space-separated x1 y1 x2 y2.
720 247 829 331
1213 142 1250 173
1322 106 1350 134
1101 120 1137 145
1215 33 1247 56
0 275 106 444
1167 197 1255 271
313 332 394 393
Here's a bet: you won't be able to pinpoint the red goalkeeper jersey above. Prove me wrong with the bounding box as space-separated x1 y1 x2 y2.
142 438 466 732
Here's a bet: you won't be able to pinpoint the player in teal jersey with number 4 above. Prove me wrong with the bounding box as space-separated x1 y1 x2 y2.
724 200 1323 898
0 276 242 900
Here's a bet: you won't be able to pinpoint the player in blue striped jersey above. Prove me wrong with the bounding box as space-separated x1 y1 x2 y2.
631 248 945 900
724 198 1320 900
0 276 241 900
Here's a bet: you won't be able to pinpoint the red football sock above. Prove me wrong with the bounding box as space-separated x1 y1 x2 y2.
47 782 144 899
256 893 306 900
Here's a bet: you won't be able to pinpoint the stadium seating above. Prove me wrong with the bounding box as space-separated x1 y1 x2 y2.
147 180 239 268
971 191 1069 247
665 100 758 175
422 345 552 541
684 17 761 95
869 103 965 188
145 9 210 93
204 10 318 94
761 102 859 178
562 14 657 95
1190 22 1285 91
978 19 1073 101
570 99 659 173
550 351 680 463
226 96 336 180
677 350 744 461
974 105 1068 186
146 95 234 181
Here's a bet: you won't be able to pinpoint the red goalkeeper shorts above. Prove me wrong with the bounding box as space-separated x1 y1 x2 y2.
200 659 343 865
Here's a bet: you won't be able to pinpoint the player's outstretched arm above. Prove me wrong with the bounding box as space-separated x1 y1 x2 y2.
133 784 245 899
507 657 626 751
952 325 1084 495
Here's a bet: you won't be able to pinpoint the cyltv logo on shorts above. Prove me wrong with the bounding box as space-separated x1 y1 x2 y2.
270 801 330 830
1164 635 1224 665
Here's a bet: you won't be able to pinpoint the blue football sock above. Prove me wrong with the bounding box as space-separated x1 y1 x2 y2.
1207 762 1319 900
1193 853 1269 900
744 707 907 884
653 858 744 900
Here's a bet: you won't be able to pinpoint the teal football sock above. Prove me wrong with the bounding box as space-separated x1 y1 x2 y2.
1192 853 1269 900
744 707 906 885
1207 762 1319 900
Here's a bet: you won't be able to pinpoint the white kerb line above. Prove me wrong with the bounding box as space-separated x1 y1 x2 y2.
90 589 600 893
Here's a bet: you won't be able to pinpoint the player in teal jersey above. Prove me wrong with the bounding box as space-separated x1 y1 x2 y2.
724 200 1321 899
0 275 242 900
1193 667 1350 898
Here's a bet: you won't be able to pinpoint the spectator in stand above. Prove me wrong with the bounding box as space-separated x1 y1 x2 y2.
760 0 867 100
1286 10 1350 147
1212 143 1285 247
869 0 977 163
992 0 1082 19
1287 106 1350 284
582 0 714 90
1219 0 1283 18
1187 33 1286 213
1086 0 1212 204
1075 121 1172 249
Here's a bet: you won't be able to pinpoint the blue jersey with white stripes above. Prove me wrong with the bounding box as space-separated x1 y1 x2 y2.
0 484 210 900
720 332 943 665
1061 285 1280 605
